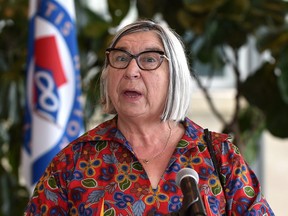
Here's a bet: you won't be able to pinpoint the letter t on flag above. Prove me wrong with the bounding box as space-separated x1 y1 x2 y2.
22 0 84 192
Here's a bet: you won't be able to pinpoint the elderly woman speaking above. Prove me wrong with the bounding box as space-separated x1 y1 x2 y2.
25 20 274 216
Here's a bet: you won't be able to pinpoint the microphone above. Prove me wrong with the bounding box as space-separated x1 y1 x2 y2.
176 168 207 216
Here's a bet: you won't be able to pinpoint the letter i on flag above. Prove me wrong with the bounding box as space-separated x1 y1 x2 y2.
22 0 84 192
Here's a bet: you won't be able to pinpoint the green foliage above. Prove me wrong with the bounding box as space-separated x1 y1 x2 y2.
107 0 130 26
0 0 30 214
0 0 288 215
237 106 265 164
240 63 288 138
137 0 288 144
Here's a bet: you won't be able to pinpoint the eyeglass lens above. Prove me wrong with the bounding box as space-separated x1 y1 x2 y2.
107 49 166 70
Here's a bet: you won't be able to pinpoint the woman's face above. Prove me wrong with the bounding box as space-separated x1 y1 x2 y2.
106 31 169 121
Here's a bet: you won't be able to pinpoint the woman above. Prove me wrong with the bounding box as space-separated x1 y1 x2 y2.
25 20 274 215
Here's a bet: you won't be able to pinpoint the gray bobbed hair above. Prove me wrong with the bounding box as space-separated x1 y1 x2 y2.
100 20 193 122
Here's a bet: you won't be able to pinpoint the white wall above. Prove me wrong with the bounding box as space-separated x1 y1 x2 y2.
264 132 288 215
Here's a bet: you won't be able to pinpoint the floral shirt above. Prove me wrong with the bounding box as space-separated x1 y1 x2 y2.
24 117 274 216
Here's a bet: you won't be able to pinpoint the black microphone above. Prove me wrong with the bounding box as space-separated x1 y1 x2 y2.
176 168 207 216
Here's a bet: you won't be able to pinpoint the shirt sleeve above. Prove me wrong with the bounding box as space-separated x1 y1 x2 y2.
24 153 71 215
216 138 275 216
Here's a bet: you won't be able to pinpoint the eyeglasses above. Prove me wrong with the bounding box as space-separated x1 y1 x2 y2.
106 48 169 71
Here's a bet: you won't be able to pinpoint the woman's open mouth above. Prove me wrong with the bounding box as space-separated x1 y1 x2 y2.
124 90 142 98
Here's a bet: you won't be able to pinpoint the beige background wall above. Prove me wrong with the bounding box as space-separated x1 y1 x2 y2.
188 89 288 216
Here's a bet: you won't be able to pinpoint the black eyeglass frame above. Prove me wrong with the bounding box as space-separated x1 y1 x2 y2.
105 48 169 71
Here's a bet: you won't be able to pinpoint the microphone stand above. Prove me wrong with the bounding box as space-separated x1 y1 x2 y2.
175 177 207 216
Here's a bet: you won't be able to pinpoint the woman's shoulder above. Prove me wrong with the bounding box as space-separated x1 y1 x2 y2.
183 117 236 156
53 117 118 158
183 117 230 142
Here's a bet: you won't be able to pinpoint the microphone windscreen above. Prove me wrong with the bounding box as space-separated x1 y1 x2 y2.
176 168 199 187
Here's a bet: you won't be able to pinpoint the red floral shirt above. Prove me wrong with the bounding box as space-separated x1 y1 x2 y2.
24 117 274 215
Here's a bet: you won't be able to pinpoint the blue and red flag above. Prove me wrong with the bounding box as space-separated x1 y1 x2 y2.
22 0 84 192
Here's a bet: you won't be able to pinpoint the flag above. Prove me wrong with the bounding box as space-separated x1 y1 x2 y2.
22 0 83 192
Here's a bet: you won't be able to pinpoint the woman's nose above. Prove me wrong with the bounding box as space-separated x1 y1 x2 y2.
124 59 141 79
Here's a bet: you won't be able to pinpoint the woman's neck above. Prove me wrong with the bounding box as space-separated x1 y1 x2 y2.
117 116 168 138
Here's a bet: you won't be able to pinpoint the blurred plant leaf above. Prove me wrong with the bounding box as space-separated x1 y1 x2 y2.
240 63 288 138
237 106 265 164
107 0 130 26
256 27 288 54
136 0 164 18
277 49 288 104
183 0 225 13
217 0 250 22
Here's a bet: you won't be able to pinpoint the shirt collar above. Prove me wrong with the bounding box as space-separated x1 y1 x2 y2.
78 116 208 150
